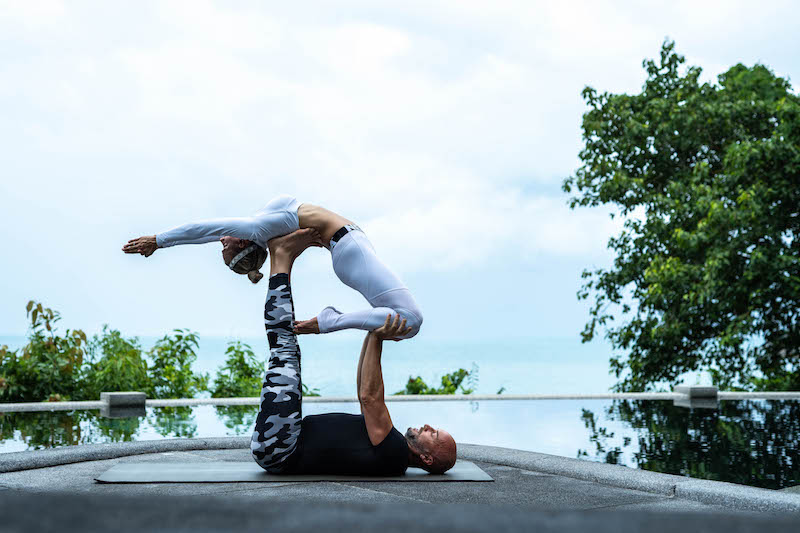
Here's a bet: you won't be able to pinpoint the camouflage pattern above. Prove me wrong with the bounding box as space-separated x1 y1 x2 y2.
251 273 303 473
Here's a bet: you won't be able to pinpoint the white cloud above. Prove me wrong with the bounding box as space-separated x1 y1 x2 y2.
0 0 797 335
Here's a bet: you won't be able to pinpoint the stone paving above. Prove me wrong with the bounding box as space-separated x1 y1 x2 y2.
3 442 800 531
0 447 734 512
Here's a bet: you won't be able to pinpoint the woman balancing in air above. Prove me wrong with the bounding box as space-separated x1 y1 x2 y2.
122 195 423 339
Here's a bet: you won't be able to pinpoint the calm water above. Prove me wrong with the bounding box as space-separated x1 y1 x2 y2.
0 334 618 396
1 399 797 490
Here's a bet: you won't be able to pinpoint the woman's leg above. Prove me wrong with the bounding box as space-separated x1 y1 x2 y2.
309 230 423 339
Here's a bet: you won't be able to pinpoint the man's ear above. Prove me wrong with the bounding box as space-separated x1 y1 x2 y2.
421 453 434 467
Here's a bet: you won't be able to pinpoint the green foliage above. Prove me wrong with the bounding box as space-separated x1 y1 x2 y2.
146 329 208 399
84 326 150 399
210 341 263 398
302 383 321 397
1 302 320 404
0 301 87 402
563 40 800 391
395 366 476 395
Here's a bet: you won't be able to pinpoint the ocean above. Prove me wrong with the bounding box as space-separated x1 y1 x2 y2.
0 333 618 396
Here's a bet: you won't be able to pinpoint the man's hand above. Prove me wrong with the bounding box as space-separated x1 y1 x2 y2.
122 235 158 257
373 314 412 342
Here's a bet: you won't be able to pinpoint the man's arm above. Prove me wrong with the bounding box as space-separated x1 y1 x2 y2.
356 334 370 403
358 315 412 446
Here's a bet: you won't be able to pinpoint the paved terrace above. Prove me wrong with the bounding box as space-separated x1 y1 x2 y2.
3 390 800 530
2 438 800 532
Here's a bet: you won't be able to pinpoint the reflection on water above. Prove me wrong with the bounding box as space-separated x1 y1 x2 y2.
578 400 800 489
214 406 255 434
1 400 798 489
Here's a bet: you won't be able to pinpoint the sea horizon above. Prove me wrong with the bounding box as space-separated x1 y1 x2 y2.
0 333 619 396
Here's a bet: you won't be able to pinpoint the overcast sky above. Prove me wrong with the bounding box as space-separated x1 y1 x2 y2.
1 0 798 343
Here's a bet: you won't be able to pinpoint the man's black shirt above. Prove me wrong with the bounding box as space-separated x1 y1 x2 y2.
282 413 409 476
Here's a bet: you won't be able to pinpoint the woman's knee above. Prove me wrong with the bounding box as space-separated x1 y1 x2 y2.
398 308 423 338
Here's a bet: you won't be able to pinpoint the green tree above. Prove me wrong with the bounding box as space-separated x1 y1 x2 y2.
394 366 476 395
0 301 87 402
84 326 150 399
210 341 262 398
147 329 207 399
563 40 800 391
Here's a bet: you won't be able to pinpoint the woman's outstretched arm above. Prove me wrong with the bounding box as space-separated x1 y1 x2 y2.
122 217 258 256
155 217 257 247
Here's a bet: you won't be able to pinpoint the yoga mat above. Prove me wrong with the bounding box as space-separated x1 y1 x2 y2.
95 460 492 483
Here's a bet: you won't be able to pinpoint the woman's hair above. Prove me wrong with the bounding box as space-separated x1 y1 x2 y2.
228 244 268 284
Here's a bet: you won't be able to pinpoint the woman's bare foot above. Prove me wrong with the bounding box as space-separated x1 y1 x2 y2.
268 228 323 262
293 317 320 335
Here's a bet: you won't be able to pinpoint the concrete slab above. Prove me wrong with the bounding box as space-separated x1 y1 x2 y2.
1 490 799 533
336 461 671 511
0 449 715 513
2 441 797 516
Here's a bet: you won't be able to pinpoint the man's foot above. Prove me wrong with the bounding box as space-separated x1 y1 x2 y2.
268 228 324 261
293 317 320 335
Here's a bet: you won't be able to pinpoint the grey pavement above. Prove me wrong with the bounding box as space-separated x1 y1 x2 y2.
0 447 737 512
2 442 800 532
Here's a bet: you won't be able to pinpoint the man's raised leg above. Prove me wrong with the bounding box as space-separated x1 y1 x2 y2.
251 229 321 472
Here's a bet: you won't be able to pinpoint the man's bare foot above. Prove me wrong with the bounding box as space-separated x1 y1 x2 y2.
268 228 323 261
293 317 320 335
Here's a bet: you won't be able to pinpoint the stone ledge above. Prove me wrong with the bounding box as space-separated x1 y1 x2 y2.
458 444 800 514
101 392 146 408
0 437 249 474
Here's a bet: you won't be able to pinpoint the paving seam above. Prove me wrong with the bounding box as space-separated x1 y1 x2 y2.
332 482 432 504
581 497 673 512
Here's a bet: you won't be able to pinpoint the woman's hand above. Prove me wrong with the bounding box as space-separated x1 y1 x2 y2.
122 235 158 257
372 314 411 342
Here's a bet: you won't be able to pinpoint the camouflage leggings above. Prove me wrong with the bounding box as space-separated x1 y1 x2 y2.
250 273 303 472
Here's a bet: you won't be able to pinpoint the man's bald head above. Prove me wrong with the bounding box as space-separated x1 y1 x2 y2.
405 425 457 474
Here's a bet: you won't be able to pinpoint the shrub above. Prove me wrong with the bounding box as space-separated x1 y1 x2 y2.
84 325 150 399
210 341 263 398
394 366 477 395
147 329 208 399
0 301 87 402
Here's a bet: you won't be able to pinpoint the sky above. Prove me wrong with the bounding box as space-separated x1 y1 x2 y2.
1 0 798 344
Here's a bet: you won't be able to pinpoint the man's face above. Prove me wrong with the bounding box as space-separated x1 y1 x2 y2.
406 424 449 451
220 236 247 264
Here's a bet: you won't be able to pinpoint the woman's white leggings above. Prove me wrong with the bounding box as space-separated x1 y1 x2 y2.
316 228 423 339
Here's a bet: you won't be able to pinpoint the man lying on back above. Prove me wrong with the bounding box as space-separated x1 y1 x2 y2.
250 228 457 475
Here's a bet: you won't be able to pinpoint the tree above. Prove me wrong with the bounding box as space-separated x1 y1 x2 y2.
394 365 477 395
0 301 87 402
210 341 263 398
84 326 151 399
147 329 208 399
563 40 800 391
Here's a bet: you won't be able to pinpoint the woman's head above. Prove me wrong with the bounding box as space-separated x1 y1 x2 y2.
220 236 267 283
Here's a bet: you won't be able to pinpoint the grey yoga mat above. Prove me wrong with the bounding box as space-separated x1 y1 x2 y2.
95 460 493 483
